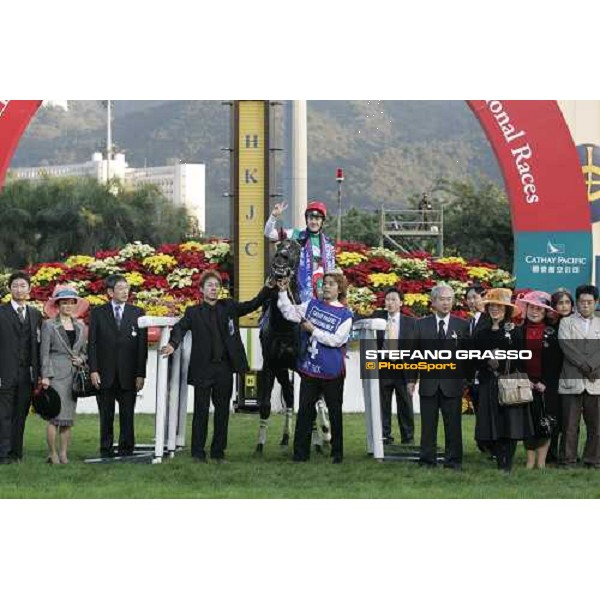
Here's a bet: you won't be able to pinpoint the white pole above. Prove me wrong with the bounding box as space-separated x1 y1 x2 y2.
285 100 308 229
106 100 112 183
353 319 386 460
153 327 170 463
167 345 182 457
137 316 179 464
176 332 192 448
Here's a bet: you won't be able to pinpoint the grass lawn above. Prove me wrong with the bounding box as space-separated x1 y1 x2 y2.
1 412 600 498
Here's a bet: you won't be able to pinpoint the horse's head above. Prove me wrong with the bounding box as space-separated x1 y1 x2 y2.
270 238 301 281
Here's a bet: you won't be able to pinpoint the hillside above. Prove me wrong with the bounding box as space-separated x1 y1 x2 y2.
12 100 502 236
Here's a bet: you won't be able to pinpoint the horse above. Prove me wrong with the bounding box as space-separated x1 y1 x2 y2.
255 239 301 452
255 238 332 453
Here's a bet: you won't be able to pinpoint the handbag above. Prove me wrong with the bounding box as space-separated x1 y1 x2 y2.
497 353 533 406
53 325 94 398
535 393 557 438
72 363 95 398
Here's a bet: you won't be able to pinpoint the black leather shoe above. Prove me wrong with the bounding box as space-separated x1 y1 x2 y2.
192 455 207 463
401 438 415 445
383 436 394 445
100 450 115 459
331 456 343 464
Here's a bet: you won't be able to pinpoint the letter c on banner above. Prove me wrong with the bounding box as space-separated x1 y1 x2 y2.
245 242 258 256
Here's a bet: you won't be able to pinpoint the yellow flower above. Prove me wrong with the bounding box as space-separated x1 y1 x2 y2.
179 241 203 253
124 272 145 288
65 255 94 268
31 266 63 286
467 266 492 280
403 293 430 307
436 256 467 265
142 254 178 275
368 272 399 288
83 294 107 306
337 251 367 267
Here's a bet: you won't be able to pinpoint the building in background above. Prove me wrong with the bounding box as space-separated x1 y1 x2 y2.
8 153 206 234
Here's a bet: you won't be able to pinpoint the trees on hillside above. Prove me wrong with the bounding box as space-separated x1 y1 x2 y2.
0 178 190 269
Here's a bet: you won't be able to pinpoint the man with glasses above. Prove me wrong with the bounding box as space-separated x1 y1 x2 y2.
558 284 600 468
88 274 148 458
0 272 43 463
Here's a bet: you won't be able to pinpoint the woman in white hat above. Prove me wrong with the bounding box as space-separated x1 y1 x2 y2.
473 288 534 472
515 291 561 469
40 286 89 464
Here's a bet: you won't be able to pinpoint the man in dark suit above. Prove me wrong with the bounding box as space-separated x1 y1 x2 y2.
414 284 470 469
161 269 272 462
0 271 43 464
370 288 418 444
88 274 148 457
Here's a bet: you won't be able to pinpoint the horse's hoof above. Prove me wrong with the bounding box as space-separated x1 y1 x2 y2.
255 444 264 454
280 434 289 447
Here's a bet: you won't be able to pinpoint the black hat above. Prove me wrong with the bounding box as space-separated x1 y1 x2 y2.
32 386 61 421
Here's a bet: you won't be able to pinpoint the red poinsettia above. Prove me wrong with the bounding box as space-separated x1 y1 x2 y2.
336 241 369 254
94 250 119 259
156 243 181 256
429 261 469 282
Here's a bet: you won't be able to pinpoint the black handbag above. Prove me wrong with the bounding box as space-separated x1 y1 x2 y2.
535 393 557 438
72 363 95 398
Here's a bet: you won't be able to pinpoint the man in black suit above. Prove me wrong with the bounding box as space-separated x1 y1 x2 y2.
370 288 418 444
88 274 148 457
0 272 43 464
414 284 470 469
161 270 272 462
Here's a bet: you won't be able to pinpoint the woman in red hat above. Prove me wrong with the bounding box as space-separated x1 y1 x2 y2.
40 286 89 464
515 291 562 469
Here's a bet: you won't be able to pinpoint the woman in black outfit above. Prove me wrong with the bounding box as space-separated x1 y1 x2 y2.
515 291 562 469
474 288 534 472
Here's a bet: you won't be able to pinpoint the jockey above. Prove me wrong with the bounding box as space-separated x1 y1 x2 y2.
264 201 336 303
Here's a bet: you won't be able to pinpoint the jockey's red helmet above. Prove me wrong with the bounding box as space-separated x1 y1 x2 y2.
305 201 327 220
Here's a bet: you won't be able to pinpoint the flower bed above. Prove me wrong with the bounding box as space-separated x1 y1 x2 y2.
1 240 513 319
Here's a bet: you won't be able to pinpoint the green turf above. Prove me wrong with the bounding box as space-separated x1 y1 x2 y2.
1 413 599 498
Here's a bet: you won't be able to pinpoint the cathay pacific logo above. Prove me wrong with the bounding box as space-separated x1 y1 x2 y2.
547 240 565 254
0 100 10 118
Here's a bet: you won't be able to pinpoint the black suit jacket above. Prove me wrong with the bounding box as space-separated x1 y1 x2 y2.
88 303 148 390
0 303 42 389
414 314 470 397
169 286 271 384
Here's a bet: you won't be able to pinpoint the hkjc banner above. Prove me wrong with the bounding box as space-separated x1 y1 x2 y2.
468 100 592 293
0 100 42 187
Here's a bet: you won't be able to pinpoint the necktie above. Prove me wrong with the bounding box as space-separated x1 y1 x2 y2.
438 319 446 340
17 306 25 325
114 305 122 328
386 317 398 350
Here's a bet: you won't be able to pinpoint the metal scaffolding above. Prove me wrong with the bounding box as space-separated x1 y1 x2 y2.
379 206 444 256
